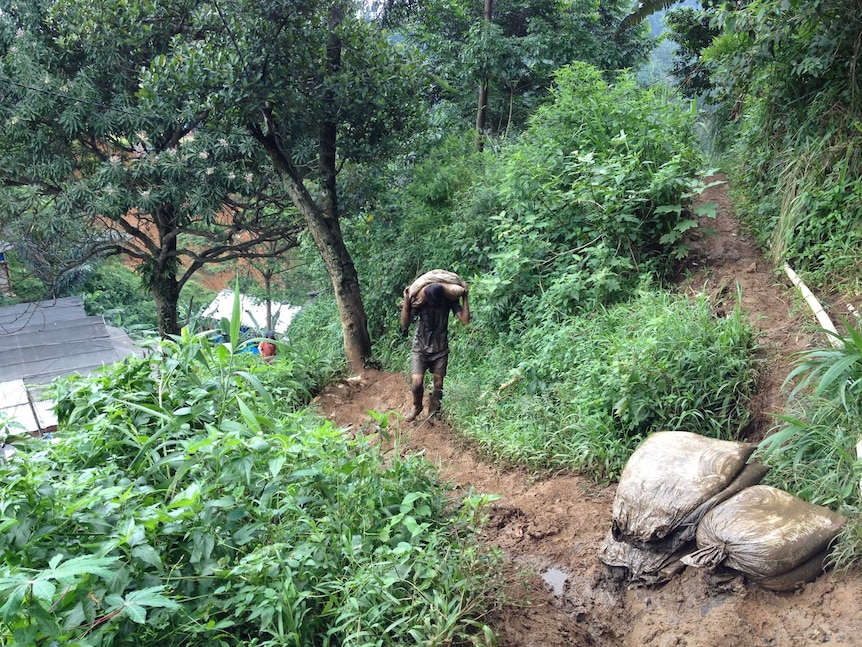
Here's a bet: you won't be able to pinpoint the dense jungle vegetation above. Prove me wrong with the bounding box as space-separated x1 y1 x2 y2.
1 0 861 644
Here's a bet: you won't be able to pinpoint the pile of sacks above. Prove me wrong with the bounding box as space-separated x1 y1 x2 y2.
599 431 847 591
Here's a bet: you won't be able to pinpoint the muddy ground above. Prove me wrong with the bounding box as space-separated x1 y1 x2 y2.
313 177 862 647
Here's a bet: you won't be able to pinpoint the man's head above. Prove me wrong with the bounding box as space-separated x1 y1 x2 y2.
266 330 276 340
422 283 446 309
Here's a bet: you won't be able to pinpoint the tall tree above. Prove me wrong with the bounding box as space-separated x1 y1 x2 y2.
385 0 653 140
663 3 721 98
0 0 303 336
475 0 493 150
140 0 426 371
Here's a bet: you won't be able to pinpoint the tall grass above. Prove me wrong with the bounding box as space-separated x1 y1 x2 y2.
442 287 757 482
759 320 862 507
757 319 862 567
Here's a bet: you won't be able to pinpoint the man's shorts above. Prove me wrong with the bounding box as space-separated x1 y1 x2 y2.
412 351 449 377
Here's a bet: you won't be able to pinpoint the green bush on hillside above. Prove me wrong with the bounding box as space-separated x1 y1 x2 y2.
81 260 160 332
476 64 705 327
355 62 710 341
0 325 496 646
705 0 862 291
442 288 757 481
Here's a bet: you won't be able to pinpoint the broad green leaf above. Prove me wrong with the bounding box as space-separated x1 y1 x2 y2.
236 396 261 433
402 515 423 538
268 455 286 479
30 579 56 603
0 585 27 619
132 545 163 569
62 601 87 632
694 202 718 218
236 371 275 413
168 483 201 509
125 586 180 609
400 492 423 513
675 219 699 232
0 518 17 534
50 555 119 581
124 603 147 624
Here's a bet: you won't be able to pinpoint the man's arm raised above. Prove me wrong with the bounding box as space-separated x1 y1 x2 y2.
455 292 470 325
401 288 414 328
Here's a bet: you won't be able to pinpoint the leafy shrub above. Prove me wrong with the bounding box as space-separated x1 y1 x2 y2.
443 288 757 482
81 259 159 333
473 64 706 328
759 320 862 515
353 63 708 343
0 323 497 645
284 293 348 382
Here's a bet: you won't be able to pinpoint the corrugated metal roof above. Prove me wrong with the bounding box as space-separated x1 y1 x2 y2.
0 297 139 385
0 297 141 433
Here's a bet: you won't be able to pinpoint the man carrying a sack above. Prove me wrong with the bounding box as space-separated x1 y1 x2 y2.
400 274 470 422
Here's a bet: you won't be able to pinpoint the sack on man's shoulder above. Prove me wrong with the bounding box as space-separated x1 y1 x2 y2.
408 269 467 305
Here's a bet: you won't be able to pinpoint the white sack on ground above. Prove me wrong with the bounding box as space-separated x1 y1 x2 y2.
682 485 847 590
408 270 467 305
612 431 757 546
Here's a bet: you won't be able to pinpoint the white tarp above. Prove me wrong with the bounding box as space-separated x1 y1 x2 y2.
202 290 301 335
0 378 57 434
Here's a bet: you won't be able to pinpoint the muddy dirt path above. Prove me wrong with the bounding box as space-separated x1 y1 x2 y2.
313 177 862 646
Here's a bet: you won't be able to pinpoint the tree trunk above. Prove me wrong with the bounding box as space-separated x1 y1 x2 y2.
304 204 371 373
475 82 488 151
263 268 273 331
474 0 493 151
251 2 373 373
151 269 181 337
254 134 372 373
151 205 182 337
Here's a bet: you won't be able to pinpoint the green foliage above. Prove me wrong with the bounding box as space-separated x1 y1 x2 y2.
346 131 484 337
0 249 45 306
392 0 653 138
356 62 708 345
758 320 862 526
285 294 348 383
1 314 497 645
474 63 705 328
440 288 757 481
705 0 862 290
81 259 159 333
663 4 720 98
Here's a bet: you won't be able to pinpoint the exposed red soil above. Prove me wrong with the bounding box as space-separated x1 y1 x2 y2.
313 177 862 646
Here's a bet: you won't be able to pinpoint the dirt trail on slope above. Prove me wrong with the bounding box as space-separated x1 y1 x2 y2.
313 176 862 646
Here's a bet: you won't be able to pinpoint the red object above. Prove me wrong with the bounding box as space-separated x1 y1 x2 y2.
259 340 277 358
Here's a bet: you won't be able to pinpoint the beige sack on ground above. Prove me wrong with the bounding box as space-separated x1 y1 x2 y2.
612 431 757 546
635 459 770 554
408 269 467 305
682 485 847 587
